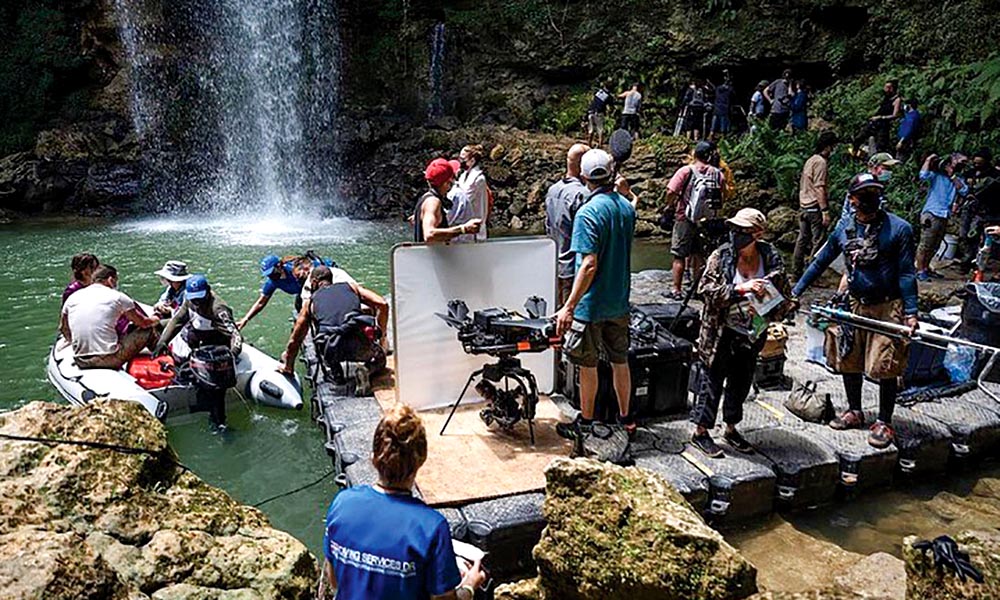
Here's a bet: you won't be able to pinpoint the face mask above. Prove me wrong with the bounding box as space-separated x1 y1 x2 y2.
855 193 881 214
876 170 892 183
732 231 755 251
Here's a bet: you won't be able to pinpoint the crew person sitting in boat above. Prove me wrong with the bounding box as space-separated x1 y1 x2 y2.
792 173 918 449
236 253 332 330
152 260 192 317
277 265 389 382
154 274 243 359
60 264 161 370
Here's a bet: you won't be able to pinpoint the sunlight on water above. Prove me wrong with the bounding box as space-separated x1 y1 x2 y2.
116 213 375 246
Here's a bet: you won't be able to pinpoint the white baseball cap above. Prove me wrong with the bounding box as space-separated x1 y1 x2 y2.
580 149 614 181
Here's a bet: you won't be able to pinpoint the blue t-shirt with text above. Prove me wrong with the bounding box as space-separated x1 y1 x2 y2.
569 189 636 322
323 486 461 600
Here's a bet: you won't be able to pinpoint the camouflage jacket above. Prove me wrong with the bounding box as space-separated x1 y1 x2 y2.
696 240 792 366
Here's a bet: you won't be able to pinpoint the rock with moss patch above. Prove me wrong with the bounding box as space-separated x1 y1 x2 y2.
0 400 317 599
531 457 758 600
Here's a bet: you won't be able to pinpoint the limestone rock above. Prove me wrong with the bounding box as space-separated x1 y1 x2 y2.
834 553 905 600
532 457 758 600
748 592 875 600
903 530 1000 599
0 400 317 599
494 577 543 600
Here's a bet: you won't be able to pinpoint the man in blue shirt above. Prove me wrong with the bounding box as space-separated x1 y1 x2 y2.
237 253 330 330
554 148 637 439
792 173 918 449
915 153 969 281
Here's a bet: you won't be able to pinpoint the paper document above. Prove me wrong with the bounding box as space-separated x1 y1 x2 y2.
453 539 486 563
750 280 784 316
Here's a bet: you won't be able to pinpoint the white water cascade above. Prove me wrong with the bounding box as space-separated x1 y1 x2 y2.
428 22 446 120
113 0 342 214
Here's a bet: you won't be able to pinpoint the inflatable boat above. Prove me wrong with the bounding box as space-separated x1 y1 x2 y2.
47 334 303 423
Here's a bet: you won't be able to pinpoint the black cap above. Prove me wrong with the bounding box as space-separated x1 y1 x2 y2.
848 172 884 194
694 140 715 161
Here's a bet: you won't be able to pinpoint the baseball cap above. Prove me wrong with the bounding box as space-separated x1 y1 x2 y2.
580 149 614 181
185 274 210 300
424 158 459 188
848 172 884 194
726 208 767 230
867 152 901 168
259 255 281 277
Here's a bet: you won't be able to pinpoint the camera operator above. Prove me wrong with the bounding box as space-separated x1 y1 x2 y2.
545 143 591 305
554 149 637 438
322 404 486 600
665 141 726 299
414 158 483 243
792 173 918 449
915 152 969 281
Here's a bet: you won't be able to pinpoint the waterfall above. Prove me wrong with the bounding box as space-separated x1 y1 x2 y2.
112 0 342 214
428 22 446 120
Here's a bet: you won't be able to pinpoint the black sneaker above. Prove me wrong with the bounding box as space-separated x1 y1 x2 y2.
724 429 754 454
556 416 591 440
691 432 724 458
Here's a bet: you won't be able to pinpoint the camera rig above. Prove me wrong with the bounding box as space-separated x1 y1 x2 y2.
436 296 560 444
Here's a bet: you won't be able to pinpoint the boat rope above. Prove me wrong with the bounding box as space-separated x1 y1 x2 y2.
0 432 191 472
252 468 336 508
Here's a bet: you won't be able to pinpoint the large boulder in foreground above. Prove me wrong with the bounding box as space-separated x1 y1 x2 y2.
0 400 316 600
497 457 758 600
903 530 1000 599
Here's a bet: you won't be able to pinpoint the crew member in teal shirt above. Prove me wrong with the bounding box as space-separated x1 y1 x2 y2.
554 148 637 439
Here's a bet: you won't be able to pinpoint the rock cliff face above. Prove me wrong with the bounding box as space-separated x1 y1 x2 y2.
0 400 316 600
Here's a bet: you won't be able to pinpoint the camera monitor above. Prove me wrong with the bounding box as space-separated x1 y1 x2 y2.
391 237 557 411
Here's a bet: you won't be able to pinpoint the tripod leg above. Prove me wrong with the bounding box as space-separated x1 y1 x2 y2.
440 369 482 436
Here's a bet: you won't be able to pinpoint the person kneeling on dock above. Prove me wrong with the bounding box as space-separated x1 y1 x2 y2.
60 265 160 370
792 173 918 449
277 265 389 382
691 209 793 458
321 404 486 599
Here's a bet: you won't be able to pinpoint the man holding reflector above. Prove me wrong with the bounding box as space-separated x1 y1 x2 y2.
791 173 918 449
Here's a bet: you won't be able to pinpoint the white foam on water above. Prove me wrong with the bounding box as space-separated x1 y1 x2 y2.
117 212 373 247
280 419 299 436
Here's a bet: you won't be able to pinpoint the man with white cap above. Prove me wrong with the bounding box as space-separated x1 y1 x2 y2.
153 260 192 317
793 173 918 449
554 148 637 439
691 208 793 457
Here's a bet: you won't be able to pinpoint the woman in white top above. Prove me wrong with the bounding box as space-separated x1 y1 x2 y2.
455 144 490 241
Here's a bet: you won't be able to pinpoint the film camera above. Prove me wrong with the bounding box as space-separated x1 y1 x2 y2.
436 296 560 444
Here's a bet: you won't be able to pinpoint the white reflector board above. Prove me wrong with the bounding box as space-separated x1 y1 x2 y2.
391 237 557 411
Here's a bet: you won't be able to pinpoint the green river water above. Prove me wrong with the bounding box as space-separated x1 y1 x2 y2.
3 215 997 586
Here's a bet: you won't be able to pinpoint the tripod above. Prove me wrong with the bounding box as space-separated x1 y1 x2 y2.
439 354 540 445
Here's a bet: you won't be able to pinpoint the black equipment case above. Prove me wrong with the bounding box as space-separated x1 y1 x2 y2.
565 309 694 420
633 302 701 344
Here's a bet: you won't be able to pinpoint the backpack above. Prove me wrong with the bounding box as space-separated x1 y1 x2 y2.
689 87 705 108
683 166 723 222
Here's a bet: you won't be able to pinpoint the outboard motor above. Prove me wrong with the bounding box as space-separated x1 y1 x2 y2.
188 345 236 427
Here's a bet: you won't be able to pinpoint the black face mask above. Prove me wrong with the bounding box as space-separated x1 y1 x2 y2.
732 231 755 251
855 192 881 215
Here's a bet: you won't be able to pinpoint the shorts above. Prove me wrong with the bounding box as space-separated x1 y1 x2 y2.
621 113 640 133
564 316 630 368
587 112 605 135
918 212 948 261
823 299 909 379
671 219 699 259
684 107 705 131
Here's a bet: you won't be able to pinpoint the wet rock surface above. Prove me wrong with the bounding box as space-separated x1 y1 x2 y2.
497 457 758 600
0 400 316 600
903 529 1000 599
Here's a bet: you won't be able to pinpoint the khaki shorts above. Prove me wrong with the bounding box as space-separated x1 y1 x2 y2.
75 327 158 371
824 299 909 379
918 212 948 261
671 219 699 259
565 316 630 368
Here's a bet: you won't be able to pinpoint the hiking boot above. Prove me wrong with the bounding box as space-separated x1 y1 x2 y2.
829 409 865 430
556 416 592 441
868 421 895 449
691 432 724 458
724 429 754 454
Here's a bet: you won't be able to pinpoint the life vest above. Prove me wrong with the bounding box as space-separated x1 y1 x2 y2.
127 355 176 390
